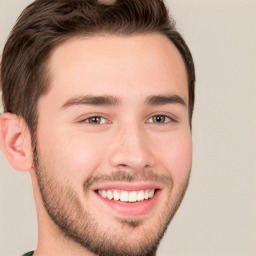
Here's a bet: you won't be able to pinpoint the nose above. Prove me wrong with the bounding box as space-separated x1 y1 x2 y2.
109 125 156 171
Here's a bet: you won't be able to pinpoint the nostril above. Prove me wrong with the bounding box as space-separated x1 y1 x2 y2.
109 142 156 170
119 164 128 168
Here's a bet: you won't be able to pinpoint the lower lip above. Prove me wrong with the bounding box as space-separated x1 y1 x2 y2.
94 190 161 217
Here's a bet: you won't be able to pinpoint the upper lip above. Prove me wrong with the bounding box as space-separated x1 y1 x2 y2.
91 182 164 192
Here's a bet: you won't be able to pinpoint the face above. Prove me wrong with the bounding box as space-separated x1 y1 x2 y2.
34 34 192 256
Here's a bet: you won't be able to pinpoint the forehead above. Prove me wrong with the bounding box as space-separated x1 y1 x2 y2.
42 33 188 106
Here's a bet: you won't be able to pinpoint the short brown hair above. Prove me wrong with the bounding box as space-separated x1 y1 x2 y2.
0 0 195 135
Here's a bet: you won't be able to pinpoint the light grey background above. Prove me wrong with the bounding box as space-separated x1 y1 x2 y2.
0 0 255 255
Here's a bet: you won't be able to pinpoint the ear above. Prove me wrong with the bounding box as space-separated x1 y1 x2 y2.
0 113 34 172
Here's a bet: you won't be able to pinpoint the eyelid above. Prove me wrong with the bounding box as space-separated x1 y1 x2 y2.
76 112 178 125
86 116 106 125
146 114 177 124
78 115 111 125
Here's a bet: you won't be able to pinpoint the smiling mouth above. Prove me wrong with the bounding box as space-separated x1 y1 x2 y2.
97 189 157 203
93 185 162 216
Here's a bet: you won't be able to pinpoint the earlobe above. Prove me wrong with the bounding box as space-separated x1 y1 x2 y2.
0 113 34 172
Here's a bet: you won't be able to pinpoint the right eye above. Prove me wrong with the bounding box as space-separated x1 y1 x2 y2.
83 116 108 125
147 115 173 124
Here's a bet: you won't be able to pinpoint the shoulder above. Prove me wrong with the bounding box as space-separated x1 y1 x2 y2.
22 252 34 256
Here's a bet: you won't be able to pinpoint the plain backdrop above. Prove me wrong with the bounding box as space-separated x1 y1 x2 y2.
0 0 255 256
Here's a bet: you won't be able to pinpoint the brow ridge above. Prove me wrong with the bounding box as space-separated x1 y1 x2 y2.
61 95 121 109
145 94 186 106
60 94 186 110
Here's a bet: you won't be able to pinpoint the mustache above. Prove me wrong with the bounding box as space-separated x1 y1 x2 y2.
85 170 172 189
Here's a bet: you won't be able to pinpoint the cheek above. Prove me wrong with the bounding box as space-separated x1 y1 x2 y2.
37 128 109 183
66 136 106 179
156 131 192 183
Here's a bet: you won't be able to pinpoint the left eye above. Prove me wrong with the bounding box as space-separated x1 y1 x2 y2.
147 115 172 124
84 116 107 125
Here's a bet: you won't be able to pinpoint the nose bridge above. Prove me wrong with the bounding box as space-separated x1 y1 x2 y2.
109 122 155 170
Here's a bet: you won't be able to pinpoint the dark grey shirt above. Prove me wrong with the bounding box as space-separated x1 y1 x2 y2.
22 252 34 256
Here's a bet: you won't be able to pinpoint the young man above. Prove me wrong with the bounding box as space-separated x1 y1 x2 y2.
0 0 195 255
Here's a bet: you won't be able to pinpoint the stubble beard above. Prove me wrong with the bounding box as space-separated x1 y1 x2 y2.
33 146 190 256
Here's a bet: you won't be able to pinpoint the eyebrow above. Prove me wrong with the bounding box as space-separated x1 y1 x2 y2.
60 94 186 110
145 95 186 107
61 95 120 109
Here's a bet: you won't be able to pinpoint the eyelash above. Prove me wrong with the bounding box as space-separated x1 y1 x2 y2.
83 116 110 125
81 114 176 125
147 115 174 124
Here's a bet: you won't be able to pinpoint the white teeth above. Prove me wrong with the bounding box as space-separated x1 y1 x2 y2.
144 191 149 200
129 191 137 202
102 190 107 198
97 189 156 202
107 190 113 200
120 191 129 202
148 189 154 199
137 191 144 201
114 190 120 201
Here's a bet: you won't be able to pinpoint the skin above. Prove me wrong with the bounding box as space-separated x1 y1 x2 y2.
0 33 192 256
